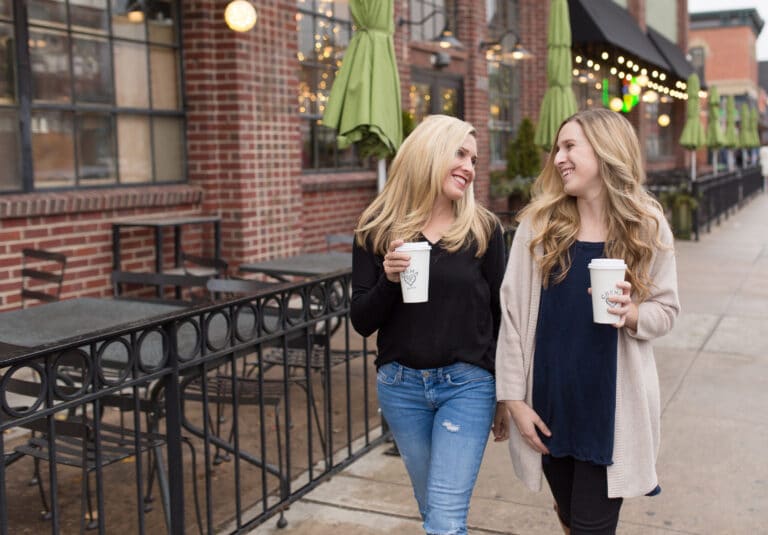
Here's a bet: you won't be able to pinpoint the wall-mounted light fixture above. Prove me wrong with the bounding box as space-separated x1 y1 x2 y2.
479 29 533 65
125 0 144 23
398 10 463 50
224 0 258 32
430 51 451 69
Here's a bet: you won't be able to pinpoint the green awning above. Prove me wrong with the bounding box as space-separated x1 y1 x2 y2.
535 0 578 151
322 0 402 159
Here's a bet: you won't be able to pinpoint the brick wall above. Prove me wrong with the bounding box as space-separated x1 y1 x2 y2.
690 26 759 88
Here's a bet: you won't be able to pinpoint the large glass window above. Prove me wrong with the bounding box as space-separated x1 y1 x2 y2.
486 0 520 163
297 0 364 171
0 5 20 190
408 0 456 43
0 0 184 193
645 97 673 160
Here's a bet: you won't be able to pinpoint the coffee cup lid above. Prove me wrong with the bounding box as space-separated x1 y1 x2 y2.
395 241 431 252
588 258 627 269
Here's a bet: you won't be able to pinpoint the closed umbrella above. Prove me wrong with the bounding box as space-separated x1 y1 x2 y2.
723 95 738 171
705 87 725 174
322 0 402 192
534 0 577 151
679 73 706 180
739 103 751 167
750 106 760 153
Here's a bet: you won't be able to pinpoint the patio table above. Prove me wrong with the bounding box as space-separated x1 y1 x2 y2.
239 251 351 281
0 297 185 365
112 214 222 297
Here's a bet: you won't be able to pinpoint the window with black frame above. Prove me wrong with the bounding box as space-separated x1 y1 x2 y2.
297 0 364 171
408 0 455 43
486 0 521 164
0 0 183 193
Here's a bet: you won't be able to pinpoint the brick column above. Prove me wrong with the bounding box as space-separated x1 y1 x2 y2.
183 0 303 267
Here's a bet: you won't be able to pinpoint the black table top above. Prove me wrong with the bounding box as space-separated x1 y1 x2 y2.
112 214 221 228
239 252 351 279
0 298 185 362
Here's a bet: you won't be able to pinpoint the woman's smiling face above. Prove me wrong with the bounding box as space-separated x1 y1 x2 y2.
440 134 477 202
554 120 604 201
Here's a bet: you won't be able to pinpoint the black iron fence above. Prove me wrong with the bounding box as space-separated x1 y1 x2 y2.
647 165 764 240
0 271 384 534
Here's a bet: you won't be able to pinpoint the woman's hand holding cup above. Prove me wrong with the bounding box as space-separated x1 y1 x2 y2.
383 239 409 283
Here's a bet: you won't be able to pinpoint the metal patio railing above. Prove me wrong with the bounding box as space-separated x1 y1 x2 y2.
0 270 384 534
647 165 764 240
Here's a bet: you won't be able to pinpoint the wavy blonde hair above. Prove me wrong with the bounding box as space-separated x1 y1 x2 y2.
518 109 664 301
355 114 498 257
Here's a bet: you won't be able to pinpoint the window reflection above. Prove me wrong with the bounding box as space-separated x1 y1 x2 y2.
0 110 20 190
30 30 71 103
73 37 113 104
28 0 67 26
117 114 151 183
114 41 149 107
0 1 12 18
645 98 673 160
153 116 183 182
77 112 116 183
297 0 362 170
150 45 179 109
32 110 75 187
70 0 109 32
487 0 520 163
0 22 14 102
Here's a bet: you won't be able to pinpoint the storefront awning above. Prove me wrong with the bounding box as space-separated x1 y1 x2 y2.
646 27 696 84
568 0 671 74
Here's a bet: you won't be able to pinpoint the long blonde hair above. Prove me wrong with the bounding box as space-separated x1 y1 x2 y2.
356 114 498 257
519 109 664 301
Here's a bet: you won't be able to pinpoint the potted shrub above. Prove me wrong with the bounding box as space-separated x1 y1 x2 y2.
660 185 699 240
492 118 541 211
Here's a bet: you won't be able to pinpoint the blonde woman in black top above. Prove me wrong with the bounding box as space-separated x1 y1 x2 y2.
351 115 507 535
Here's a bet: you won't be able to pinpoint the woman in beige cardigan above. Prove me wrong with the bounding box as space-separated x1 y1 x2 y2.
493 109 680 534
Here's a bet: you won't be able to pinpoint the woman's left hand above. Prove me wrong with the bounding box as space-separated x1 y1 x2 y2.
608 280 638 330
492 402 510 442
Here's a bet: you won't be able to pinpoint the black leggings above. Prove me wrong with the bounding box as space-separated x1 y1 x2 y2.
542 456 623 535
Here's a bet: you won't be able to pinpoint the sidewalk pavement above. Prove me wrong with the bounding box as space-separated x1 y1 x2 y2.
251 192 768 535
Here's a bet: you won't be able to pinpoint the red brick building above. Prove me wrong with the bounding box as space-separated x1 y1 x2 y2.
689 8 766 147
0 0 693 311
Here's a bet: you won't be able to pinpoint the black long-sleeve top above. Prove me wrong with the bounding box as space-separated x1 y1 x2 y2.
351 225 506 373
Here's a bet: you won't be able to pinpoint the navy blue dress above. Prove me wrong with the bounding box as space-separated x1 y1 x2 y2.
533 241 618 465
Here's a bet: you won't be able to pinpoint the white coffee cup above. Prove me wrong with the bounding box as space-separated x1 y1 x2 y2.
395 241 431 303
587 258 627 324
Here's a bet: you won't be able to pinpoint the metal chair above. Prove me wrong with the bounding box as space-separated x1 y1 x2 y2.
1 356 202 533
21 248 67 308
171 251 229 278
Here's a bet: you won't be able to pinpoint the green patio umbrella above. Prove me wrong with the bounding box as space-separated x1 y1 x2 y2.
679 73 706 180
322 0 402 191
724 95 738 171
705 86 725 174
750 106 760 149
739 103 751 167
534 0 577 151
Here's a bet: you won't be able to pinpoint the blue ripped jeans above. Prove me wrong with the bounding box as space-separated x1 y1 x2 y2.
376 361 496 535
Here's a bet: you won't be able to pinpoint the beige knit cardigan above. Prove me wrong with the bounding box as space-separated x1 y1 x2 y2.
495 215 680 498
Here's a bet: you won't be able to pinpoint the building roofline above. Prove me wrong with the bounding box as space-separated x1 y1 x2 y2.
689 9 765 38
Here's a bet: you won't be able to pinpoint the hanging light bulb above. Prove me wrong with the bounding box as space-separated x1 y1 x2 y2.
224 0 258 32
609 97 624 112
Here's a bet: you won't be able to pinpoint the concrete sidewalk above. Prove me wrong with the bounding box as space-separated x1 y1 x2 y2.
251 192 768 535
